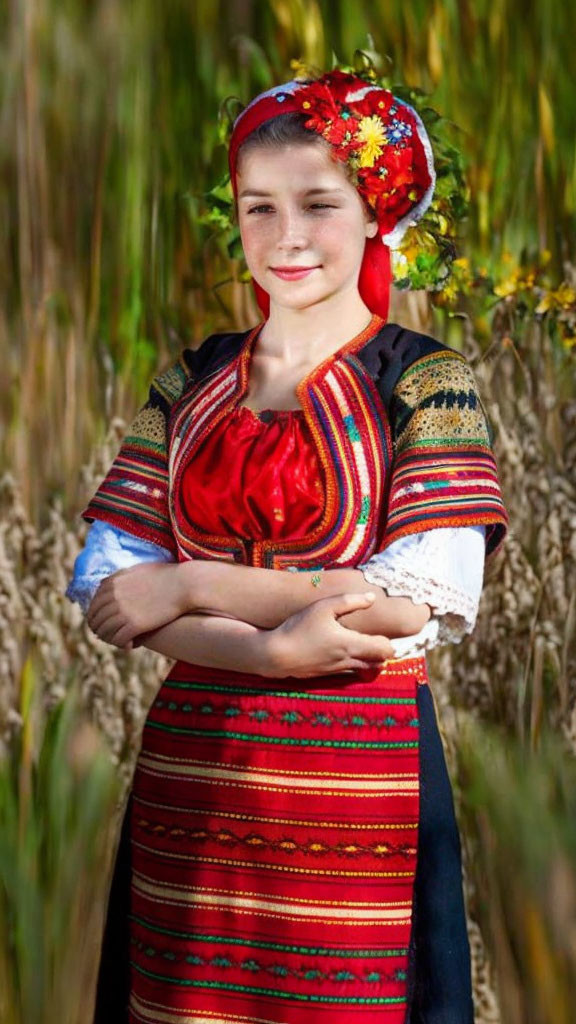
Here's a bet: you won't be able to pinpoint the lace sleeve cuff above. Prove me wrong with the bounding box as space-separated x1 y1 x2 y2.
358 525 486 656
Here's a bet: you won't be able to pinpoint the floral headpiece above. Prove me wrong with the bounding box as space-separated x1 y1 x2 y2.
200 57 468 305
228 69 435 250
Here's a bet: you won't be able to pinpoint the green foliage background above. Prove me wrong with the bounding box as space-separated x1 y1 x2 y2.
0 2 575 1022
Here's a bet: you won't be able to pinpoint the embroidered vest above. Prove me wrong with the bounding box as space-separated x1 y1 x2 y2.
81 315 508 567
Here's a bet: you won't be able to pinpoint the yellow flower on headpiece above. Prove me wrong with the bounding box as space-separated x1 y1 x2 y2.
356 115 386 168
290 58 315 79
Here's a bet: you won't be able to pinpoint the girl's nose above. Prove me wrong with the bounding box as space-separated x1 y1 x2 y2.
276 209 309 248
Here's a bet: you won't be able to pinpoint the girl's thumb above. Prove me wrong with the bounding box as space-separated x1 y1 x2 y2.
332 591 376 617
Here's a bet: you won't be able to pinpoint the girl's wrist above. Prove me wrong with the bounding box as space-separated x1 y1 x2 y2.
176 559 217 614
174 561 196 614
255 629 289 679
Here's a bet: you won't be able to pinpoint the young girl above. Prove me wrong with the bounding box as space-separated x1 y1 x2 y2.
67 70 508 1024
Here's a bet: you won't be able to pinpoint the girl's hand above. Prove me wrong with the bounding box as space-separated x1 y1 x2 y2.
263 592 394 679
86 563 190 649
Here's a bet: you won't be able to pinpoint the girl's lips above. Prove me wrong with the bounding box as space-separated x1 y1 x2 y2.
270 266 319 280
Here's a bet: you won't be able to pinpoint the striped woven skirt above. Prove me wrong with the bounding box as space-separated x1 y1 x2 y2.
94 658 474 1024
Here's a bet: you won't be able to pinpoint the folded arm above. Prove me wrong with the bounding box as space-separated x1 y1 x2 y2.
66 521 486 666
133 591 394 679
66 523 395 675
178 559 431 637
66 522 432 644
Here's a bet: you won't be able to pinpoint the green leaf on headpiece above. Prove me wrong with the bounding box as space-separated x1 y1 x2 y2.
217 95 244 145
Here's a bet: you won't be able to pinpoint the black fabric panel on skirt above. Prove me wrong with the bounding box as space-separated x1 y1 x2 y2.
93 794 132 1024
406 684 475 1024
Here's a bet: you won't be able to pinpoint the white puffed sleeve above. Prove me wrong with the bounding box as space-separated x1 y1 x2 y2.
65 520 176 614
357 524 486 658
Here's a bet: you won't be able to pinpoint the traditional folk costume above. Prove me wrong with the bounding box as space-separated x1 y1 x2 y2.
66 71 508 1024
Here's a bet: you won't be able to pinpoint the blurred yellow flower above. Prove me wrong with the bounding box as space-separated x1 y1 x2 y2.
494 277 519 298
290 58 314 79
535 294 554 315
399 242 422 262
434 282 458 305
535 284 576 315
553 284 576 308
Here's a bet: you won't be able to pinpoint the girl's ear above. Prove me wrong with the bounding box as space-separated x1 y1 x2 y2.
365 218 379 239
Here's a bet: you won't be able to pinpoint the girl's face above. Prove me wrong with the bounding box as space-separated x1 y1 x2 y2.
235 142 378 312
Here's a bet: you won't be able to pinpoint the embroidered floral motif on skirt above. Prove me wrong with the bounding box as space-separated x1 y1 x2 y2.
128 659 423 1024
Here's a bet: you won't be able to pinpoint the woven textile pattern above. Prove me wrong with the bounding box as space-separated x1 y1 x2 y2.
128 659 424 1024
381 350 506 555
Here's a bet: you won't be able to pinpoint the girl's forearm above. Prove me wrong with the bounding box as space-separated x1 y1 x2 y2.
178 562 430 637
136 611 275 674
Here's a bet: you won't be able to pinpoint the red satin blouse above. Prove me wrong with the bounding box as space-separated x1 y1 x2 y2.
180 404 326 541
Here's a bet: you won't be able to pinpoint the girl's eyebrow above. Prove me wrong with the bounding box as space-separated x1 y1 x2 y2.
238 187 346 199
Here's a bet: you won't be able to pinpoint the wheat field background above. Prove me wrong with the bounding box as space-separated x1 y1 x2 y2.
1 2 575 1022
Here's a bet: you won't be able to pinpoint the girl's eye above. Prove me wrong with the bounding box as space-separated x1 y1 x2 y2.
247 203 335 214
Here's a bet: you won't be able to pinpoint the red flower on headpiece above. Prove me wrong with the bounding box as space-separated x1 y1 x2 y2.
382 146 416 186
294 81 339 125
292 80 356 155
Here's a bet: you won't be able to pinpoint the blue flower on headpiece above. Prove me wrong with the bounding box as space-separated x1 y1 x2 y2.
386 119 413 144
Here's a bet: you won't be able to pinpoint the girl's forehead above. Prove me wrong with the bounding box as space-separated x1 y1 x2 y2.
236 142 348 183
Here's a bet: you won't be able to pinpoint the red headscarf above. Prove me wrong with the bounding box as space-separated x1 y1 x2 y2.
228 70 436 322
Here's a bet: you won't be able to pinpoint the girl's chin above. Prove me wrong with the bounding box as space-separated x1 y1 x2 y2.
270 292 330 311
266 280 338 305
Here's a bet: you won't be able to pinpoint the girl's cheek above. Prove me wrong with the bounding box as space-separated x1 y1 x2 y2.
241 223 272 249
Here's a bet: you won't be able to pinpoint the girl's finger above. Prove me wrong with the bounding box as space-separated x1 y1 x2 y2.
90 608 123 634
93 613 126 641
88 595 120 629
110 624 136 649
344 658 381 671
349 633 393 661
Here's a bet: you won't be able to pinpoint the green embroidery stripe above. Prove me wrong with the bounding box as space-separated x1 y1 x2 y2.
164 681 416 705
130 962 405 1004
144 721 418 749
391 494 495 513
124 434 166 454
401 351 466 378
130 915 407 958
400 436 490 449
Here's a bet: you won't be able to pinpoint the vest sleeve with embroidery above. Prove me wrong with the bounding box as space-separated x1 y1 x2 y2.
78 352 194 557
377 346 508 555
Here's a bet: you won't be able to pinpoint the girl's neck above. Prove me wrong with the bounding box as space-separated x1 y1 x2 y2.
259 295 376 366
